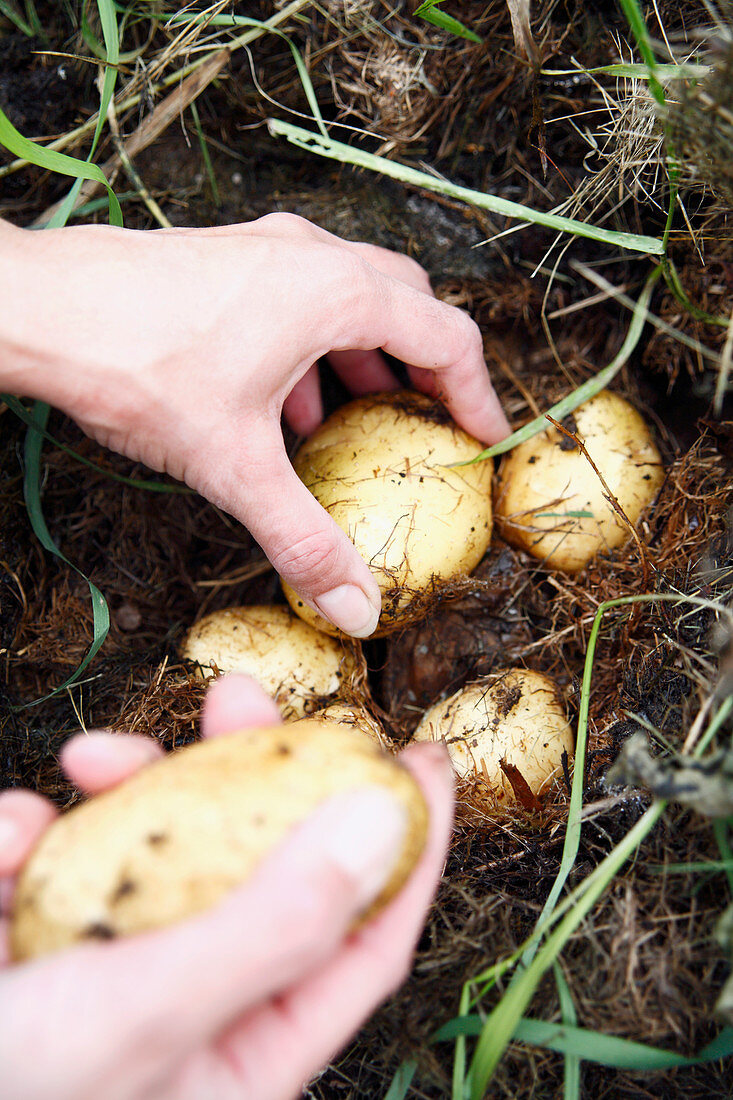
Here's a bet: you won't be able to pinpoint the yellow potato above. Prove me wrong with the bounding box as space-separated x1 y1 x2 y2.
494 390 664 572
311 701 389 750
411 669 573 807
181 605 357 718
282 391 493 636
10 717 428 962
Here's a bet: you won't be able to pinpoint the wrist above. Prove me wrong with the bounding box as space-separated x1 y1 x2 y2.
0 221 61 401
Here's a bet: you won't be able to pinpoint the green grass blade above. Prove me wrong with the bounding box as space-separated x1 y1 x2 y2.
458 265 660 466
267 119 663 255
465 802 667 1097
554 963 580 1100
190 101 221 207
542 63 709 79
451 982 471 1100
382 1058 417 1100
2 395 193 494
169 12 329 140
515 1018 733 1069
618 0 665 106
45 0 121 229
0 107 122 224
0 0 33 34
415 1 482 43
20 403 110 705
714 820 733 895
435 1016 733 1070
652 859 733 875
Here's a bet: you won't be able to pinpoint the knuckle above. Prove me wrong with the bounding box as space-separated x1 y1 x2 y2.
256 211 310 236
454 310 484 361
269 529 342 585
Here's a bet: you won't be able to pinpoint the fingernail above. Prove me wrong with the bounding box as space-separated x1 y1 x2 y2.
314 584 381 638
316 788 408 910
0 815 19 853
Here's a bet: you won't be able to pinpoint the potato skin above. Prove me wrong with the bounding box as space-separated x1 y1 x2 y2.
494 391 664 572
181 605 357 718
282 391 493 636
10 718 428 962
411 669 573 807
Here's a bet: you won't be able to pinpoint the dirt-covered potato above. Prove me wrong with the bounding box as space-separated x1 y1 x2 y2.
10 716 428 962
494 390 664 572
311 701 389 749
181 605 357 718
411 669 573 807
282 391 493 637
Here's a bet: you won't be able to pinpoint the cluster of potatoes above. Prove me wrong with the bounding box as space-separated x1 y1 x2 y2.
12 388 664 961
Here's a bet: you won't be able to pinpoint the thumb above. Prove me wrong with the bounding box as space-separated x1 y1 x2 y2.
206 428 381 638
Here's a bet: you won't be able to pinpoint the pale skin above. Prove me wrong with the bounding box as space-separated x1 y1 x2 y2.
0 213 508 1097
0 676 454 1100
0 214 509 635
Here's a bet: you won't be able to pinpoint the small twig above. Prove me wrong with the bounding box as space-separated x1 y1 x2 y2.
105 96 172 228
545 412 653 592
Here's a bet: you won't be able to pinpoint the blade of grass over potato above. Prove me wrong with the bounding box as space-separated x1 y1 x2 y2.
456 265 660 465
267 119 664 256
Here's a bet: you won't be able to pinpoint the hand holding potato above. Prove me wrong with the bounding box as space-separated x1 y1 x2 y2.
0 676 454 1100
0 214 509 638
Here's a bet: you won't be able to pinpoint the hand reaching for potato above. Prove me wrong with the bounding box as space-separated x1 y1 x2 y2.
0 675 453 1100
0 214 509 638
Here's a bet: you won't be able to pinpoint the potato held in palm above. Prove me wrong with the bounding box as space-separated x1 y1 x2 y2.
10 716 428 961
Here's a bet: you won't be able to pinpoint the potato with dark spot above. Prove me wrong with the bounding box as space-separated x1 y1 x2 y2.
181 605 357 718
281 391 493 636
494 391 664 573
10 716 428 961
411 669 573 807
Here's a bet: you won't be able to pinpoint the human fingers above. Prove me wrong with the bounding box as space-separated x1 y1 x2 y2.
326 348 401 395
0 784 417 1100
336 269 510 444
181 743 454 1100
282 364 323 436
199 425 381 638
0 791 59 965
0 790 58 878
200 674 282 738
59 733 164 794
